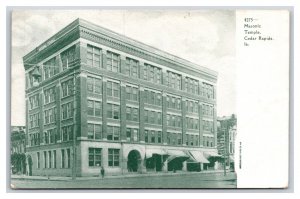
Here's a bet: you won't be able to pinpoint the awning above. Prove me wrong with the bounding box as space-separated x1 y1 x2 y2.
189 151 209 163
145 148 168 159
204 151 222 158
167 150 189 162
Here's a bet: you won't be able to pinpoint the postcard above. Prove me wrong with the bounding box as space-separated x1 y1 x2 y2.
9 9 289 189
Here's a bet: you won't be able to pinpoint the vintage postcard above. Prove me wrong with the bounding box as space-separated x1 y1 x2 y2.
9 9 289 189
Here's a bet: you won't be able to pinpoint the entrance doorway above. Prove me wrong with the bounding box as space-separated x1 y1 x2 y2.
127 150 141 172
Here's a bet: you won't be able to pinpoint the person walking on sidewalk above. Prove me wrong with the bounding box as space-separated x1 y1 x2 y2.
101 166 105 179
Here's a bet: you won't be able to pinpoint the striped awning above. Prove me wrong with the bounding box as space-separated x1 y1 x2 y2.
189 151 210 163
167 150 189 162
204 151 222 158
145 148 168 159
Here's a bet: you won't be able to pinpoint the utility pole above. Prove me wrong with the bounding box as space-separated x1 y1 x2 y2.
223 127 226 176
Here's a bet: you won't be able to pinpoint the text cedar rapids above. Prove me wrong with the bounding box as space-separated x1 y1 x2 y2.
244 23 273 41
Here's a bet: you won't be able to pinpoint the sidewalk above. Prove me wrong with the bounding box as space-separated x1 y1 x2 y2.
11 169 235 181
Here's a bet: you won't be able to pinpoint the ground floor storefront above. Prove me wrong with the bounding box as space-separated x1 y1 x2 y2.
25 141 221 177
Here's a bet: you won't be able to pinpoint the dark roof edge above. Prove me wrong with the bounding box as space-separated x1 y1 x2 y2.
23 18 80 61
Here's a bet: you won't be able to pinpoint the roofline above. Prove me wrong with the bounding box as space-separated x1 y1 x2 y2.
23 18 218 78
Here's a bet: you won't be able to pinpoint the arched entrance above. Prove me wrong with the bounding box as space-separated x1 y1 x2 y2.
27 155 33 176
127 150 141 172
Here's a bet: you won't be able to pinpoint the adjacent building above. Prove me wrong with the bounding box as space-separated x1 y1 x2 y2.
217 114 237 170
11 126 26 174
23 19 218 177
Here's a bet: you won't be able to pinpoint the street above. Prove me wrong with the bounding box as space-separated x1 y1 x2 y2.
11 172 236 189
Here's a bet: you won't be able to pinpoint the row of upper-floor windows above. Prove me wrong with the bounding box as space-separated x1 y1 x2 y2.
28 75 214 113
29 101 214 130
26 44 215 99
28 124 215 147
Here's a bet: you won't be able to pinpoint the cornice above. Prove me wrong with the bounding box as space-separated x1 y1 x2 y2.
79 25 217 82
23 18 218 82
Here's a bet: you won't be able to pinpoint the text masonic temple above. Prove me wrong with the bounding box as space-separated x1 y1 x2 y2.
23 19 219 177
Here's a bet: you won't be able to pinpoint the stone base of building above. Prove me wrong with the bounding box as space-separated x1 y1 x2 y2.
25 141 219 177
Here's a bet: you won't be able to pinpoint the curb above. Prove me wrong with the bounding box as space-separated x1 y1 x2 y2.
11 170 235 181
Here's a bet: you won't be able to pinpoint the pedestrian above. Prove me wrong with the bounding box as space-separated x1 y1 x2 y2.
101 166 105 179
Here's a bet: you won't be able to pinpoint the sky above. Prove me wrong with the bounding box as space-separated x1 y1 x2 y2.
11 9 236 126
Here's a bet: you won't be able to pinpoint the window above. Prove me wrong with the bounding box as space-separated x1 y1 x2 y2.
186 117 198 129
144 110 148 123
44 151 47 168
87 76 102 94
203 120 214 132
44 57 59 80
29 133 40 146
87 100 102 117
202 82 214 99
29 113 40 129
133 129 138 142
61 78 74 98
107 81 120 98
167 132 171 144
177 135 182 145
29 94 39 109
144 64 162 84
44 128 56 144
108 149 120 167
126 128 139 142
156 94 162 106
132 108 138 122
88 123 102 139
53 150 56 168
107 104 120 119
87 44 101 68
61 102 73 120
149 111 154 124
48 151 52 168
144 89 162 106
167 114 181 127
185 77 199 95
44 87 56 104
126 85 139 101
157 131 162 143
66 149 70 168
107 51 120 72
125 58 139 78
166 95 181 110
37 152 40 169
61 125 73 142
107 126 120 141
150 131 155 143
89 148 102 167
157 112 162 124
130 107 138 121
61 149 65 168
202 104 213 116
145 130 148 143
44 107 56 124
126 128 131 141
167 71 181 90
61 46 75 70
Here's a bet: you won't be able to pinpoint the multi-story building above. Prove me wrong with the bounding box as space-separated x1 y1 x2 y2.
217 114 237 170
23 19 218 177
11 126 26 174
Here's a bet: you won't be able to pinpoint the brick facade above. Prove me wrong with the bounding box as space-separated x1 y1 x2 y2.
23 19 218 177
